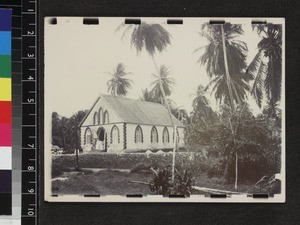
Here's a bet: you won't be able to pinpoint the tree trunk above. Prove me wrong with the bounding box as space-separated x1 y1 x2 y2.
151 56 177 181
221 25 235 111
221 24 239 189
234 152 238 190
74 115 79 171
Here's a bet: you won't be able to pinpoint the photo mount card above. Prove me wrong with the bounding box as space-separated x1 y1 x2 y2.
44 17 285 202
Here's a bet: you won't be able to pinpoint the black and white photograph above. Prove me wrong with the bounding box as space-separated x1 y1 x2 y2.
44 17 285 202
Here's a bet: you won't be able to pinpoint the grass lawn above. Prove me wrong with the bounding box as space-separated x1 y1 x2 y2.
52 170 153 195
52 169 263 196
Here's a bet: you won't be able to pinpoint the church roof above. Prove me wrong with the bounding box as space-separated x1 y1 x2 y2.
79 94 185 127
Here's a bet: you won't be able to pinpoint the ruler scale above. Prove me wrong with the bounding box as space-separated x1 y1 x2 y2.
21 0 38 225
0 0 21 218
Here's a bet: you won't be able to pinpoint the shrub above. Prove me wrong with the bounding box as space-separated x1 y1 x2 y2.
148 167 195 196
149 167 172 195
172 169 195 196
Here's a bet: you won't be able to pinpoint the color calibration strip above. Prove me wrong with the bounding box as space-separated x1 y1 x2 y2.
0 8 12 216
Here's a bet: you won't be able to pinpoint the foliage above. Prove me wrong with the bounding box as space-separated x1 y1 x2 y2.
187 85 219 145
196 23 251 105
140 88 160 103
150 65 175 103
52 152 210 174
148 167 194 196
117 22 171 56
106 63 133 97
252 24 282 103
208 106 281 182
172 169 195 196
52 110 87 153
149 167 172 195
255 174 281 195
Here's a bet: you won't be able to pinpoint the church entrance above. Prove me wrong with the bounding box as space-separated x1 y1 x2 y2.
96 127 107 151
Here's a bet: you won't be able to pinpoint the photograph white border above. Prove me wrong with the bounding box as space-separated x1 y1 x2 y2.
44 17 285 203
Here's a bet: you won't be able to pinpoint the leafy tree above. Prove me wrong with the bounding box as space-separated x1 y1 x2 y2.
140 88 159 103
106 63 133 97
210 107 280 184
117 22 178 180
51 110 88 153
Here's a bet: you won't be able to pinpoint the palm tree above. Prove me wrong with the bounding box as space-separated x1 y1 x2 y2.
196 23 250 109
250 24 282 104
106 63 133 97
150 65 175 104
196 23 250 189
117 22 178 180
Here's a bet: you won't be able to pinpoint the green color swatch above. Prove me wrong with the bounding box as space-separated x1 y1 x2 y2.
0 55 11 78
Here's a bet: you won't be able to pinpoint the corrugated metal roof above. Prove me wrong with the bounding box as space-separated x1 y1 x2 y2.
85 94 184 127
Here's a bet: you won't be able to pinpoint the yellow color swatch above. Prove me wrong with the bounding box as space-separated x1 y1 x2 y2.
0 78 11 101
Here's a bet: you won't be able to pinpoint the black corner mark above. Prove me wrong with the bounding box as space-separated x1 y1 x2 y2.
209 20 225 25
84 194 101 197
49 18 57 25
210 194 227 198
126 194 143 198
252 194 269 198
168 194 186 198
251 20 267 25
167 19 183 25
83 18 99 25
125 19 141 25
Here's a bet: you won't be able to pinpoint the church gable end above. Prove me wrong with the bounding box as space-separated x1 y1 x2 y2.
80 96 123 127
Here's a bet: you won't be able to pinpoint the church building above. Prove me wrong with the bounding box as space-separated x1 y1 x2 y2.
78 94 185 153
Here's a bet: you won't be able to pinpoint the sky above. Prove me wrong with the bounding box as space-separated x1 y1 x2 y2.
45 17 263 118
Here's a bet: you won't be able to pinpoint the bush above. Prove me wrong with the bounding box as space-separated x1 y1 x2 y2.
148 167 195 196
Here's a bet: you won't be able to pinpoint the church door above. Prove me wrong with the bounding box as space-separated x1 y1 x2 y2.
97 127 106 151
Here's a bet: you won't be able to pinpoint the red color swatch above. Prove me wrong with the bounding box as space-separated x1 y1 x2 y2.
0 124 11 146
0 101 11 124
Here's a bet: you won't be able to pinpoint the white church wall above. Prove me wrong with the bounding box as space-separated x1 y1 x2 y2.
80 123 125 152
125 124 185 152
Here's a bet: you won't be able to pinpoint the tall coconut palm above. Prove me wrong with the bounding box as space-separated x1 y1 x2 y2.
106 63 133 97
150 65 175 104
117 22 178 180
196 23 250 109
196 23 249 189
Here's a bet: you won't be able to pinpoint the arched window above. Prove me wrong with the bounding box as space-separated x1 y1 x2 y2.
111 125 119 144
93 112 98 125
103 111 109 124
135 125 143 143
84 128 92 144
98 108 103 125
150 126 158 143
162 127 169 143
